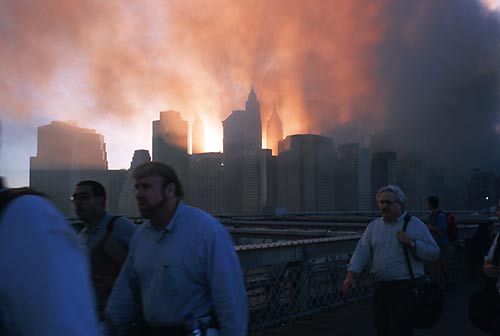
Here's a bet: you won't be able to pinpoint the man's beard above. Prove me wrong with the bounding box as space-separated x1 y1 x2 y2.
139 196 168 219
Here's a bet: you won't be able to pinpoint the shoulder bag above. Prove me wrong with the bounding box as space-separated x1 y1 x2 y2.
403 214 445 329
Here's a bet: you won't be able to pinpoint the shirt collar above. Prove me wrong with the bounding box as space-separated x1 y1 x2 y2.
145 200 185 233
86 211 111 234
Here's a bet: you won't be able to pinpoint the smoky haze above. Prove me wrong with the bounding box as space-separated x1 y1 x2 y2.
0 0 499 178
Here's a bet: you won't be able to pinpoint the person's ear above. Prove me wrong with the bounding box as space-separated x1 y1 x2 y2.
164 182 176 197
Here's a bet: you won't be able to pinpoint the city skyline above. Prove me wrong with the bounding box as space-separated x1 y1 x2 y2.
2 0 500 187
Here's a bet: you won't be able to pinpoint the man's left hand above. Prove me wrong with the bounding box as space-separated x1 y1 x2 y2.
396 231 413 246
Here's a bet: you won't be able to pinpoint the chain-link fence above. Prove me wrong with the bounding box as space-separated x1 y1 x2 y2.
245 252 373 333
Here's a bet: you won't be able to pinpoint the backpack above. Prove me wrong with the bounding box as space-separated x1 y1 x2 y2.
0 187 46 218
441 211 458 242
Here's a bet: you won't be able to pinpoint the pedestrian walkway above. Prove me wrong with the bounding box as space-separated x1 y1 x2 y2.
258 276 487 335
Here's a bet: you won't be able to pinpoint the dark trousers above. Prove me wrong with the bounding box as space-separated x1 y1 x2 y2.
493 295 500 336
373 280 415 336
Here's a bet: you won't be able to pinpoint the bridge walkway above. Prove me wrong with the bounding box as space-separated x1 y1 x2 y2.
257 275 486 336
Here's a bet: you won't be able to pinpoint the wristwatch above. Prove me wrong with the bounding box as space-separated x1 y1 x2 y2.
410 239 416 248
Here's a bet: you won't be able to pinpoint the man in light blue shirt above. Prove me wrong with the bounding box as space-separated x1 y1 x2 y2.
104 162 248 336
343 185 439 336
0 179 100 335
72 180 137 316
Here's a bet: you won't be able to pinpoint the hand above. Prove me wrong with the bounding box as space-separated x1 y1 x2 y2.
343 271 357 300
483 260 500 278
396 231 413 247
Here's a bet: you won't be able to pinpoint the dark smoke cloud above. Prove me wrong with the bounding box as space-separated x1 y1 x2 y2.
372 0 500 176
0 0 499 178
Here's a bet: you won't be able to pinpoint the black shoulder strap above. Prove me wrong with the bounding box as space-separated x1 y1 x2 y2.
104 215 122 236
402 214 416 281
0 187 46 218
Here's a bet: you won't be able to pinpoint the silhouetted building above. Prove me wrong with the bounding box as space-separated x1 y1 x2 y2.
370 130 396 153
192 114 205 154
223 86 263 214
188 152 224 215
335 143 371 212
466 169 498 210
371 151 397 210
118 149 151 217
397 152 430 210
266 105 283 155
152 110 189 187
30 121 109 215
277 134 335 212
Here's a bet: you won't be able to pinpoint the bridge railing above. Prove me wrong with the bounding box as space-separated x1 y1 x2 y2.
238 225 490 333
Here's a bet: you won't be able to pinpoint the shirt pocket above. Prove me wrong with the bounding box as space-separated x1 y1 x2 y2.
158 258 184 296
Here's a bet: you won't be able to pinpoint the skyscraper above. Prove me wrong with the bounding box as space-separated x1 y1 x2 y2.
277 134 335 212
371 151 397 210
266 105 284 155
335 143 371 212
152 110 189 186
222 86 263 214
30 121 108 215
188 152 224 215
118 149 151 217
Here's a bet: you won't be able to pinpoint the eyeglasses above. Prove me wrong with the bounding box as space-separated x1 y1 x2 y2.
70 194 91 202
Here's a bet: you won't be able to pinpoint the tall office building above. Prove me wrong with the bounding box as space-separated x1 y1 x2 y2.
192 114 205 154
118 149 151 217
371 151 397 210
30 121 108 215
466 168 498 210
266 105 284 155
335 143 371 212
152 110 189 187
370 130 396 153
188 152 224 215
222 86 263 214
277 134 335 212
397 152 430 210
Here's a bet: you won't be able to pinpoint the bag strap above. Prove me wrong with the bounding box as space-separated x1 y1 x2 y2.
402 214 417 283
103 215 121 243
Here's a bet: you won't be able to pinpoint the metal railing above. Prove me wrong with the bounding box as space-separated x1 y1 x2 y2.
241 232 478 333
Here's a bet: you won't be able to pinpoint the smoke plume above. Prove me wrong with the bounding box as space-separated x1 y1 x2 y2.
1 0 499 176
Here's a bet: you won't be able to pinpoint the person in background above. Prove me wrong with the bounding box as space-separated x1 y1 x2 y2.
343 185 439 336
482 198 500 336
427 195 454 289
72 180 137 316
0 176 100 335
104 162 248 336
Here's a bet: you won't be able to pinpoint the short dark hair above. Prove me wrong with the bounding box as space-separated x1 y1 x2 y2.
427 195 440 209
77 180 107 205
132 161 184 199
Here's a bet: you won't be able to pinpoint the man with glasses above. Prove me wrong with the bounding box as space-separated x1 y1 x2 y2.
343 185 439 336
71 180 137 317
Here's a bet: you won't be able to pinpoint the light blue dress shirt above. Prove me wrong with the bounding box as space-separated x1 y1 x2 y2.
105 201 248 336
0 192 100 335
348 212 440 281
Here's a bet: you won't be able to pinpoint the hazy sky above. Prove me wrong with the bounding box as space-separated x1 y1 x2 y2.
1 0 500 187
